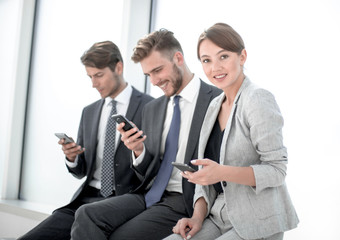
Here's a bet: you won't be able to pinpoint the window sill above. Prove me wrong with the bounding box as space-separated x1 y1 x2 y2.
0 199 55 221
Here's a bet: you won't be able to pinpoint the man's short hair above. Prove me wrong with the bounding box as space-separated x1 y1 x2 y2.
131 29 183 63
81 41 123 72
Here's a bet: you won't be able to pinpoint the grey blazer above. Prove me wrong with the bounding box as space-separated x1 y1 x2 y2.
195 77 299 239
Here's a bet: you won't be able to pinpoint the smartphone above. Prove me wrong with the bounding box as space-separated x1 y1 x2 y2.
55 133 74 144
111 114 143 139
172 162 197 172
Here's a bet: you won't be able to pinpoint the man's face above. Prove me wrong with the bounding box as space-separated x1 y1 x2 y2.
85 66 122 99
140 50 183 97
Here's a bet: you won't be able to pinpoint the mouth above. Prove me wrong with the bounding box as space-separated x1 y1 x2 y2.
157 81 168 91
97 88 105 95
214 74 227 80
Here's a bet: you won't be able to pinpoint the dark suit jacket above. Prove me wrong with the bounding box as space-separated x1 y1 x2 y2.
133 80 221 216
65 87 153 205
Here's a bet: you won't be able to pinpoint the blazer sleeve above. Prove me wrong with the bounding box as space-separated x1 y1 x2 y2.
130 102 159 185
246 88 288 194
66 108 87 179
193 180 218 218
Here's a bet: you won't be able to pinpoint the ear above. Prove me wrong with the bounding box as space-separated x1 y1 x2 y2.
115 61 123 75
173 51 184 66
240 49 247 66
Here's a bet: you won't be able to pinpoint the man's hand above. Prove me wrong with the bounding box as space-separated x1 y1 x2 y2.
117 122 146 158
58 139 84 162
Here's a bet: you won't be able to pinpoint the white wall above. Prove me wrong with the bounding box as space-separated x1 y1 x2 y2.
153 0 340 239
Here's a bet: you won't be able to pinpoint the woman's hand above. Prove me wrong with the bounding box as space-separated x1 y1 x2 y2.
172 217 203 240
182 159 256 187
181 159 224 185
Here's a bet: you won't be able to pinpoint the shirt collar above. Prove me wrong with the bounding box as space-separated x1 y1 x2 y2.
170 74 200 103
104 83 132 107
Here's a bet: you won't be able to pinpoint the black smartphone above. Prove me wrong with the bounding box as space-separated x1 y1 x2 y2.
55 133 74 144
172 162 197 172
111 114 143 139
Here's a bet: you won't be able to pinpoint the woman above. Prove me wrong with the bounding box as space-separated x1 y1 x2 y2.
165 23 299 240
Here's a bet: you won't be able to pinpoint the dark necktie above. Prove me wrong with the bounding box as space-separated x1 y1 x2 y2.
145 95 181 208
100 100 117 197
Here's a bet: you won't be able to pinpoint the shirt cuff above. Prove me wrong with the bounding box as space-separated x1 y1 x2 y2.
65 156 78 168
132 144 145 166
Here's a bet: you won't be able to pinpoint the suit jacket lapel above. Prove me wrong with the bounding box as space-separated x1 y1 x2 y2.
184 80 214 163
142 96 168 180
125 87 141 120
220 78 250 164
198 93 224 159
154 97 168 152
89 99 104 173
118 87 142 147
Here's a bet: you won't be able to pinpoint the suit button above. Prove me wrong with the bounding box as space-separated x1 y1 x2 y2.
115 163 119 167
222 181 227 187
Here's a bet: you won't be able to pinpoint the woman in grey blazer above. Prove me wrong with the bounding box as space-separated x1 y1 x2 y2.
166 23 299 240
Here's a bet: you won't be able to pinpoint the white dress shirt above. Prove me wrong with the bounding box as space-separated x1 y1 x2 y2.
66 83 132 190
134 75 200 193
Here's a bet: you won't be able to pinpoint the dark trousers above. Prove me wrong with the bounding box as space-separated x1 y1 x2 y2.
71 192 188 240
18 186 105 240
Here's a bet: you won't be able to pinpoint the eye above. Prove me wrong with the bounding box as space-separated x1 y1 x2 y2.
221 55 229 60
154 67 162 73
93 73 103 79
201 58 210 63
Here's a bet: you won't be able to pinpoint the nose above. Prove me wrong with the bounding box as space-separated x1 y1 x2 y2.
149 75 161 86
212 61 222 72
91 78 98 88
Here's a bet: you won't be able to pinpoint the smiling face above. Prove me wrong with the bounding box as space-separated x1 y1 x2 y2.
85 64 124 99
199 39 247 93
140 50 184 97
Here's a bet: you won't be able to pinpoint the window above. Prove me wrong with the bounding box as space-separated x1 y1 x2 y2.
20 0 126 206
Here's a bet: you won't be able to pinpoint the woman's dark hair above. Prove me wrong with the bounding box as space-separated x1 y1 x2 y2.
197 23 245 59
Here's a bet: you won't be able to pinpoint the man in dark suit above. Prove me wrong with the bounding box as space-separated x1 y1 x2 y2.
70 30 221 240
18 41 153 240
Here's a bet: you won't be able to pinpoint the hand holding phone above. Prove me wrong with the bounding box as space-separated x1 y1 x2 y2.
55 133 83 162
111 114 144 139
172 162 197 172
55 133 74 144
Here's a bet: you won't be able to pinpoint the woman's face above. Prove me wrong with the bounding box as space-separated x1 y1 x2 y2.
199 39 246 92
